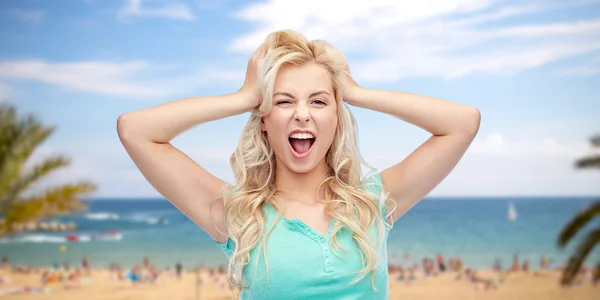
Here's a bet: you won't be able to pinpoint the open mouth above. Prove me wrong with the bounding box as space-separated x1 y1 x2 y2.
288 132 316 156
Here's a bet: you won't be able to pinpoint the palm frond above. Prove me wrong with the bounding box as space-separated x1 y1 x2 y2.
0 181 96 236
576 155 600 169
560 228 600 285
0 103 97 238
0 105 18 189
25 181 96 218
0 155 71 212
0 199 45 238
590 135 600 147
574 134 600 169
0 120 55 174
1 199 45 225
557 201 600 247
0 106 54 164
0 106 55 198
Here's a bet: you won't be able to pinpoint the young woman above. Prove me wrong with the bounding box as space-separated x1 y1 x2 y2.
117 30 480 299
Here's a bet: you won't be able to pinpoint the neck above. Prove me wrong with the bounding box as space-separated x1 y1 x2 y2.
274 159 329 205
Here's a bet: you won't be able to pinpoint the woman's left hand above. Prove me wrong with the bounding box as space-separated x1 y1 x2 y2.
340 64 362 106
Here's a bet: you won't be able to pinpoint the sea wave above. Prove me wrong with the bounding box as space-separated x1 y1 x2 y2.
0 233 123 244
130 215 169 225
0 234 66 244
83 212 168 225
84 212 119 220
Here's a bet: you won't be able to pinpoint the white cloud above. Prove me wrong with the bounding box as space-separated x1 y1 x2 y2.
0 60 160 97
0 60 243 98
228 0 600 81
359 116 600 196
434 153 600 196
118 0 195 22
560 56 600 76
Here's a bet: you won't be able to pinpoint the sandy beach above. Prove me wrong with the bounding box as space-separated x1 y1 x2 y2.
1 264 597 300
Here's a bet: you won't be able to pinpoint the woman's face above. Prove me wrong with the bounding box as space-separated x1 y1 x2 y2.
261 63 338 174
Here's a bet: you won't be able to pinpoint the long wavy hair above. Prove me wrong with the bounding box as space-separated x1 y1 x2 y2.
220 30 394 297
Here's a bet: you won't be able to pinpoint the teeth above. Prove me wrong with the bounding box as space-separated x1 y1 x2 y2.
289 133 315 139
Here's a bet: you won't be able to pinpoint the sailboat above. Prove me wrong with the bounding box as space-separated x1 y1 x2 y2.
508 201 517 221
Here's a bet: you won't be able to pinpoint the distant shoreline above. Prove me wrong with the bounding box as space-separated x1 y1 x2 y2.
3 197 597 273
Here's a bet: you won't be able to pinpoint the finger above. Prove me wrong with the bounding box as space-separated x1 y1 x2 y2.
259 46 269 60
249 44 262 61
254 43 267 58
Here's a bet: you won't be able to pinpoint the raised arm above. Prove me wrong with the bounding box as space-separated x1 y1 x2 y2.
342 70 480 222
117 45 265 243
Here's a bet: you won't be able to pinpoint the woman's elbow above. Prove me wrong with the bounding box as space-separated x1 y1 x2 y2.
116 113 139 142
460 107 481 137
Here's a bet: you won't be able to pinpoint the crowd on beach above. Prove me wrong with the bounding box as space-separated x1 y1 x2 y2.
0 252 598 296
388 253 599 290
0 255 232 296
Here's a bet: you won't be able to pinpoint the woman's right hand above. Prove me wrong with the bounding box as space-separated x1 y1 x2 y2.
238 43 267 108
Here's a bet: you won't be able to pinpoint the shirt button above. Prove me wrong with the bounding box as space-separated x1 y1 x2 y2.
322 246 329 251
320 238 326 243
325 257 331 263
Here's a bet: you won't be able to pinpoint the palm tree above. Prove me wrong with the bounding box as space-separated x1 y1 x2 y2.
0 103 96 237
557 134 600 285
575 135 600 169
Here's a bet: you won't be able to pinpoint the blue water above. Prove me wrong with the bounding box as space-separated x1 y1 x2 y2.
1 197 599 270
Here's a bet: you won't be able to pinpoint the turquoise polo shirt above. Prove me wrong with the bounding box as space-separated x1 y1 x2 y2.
215 173 392 299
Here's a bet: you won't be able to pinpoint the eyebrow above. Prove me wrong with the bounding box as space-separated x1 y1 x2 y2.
273 90 331 99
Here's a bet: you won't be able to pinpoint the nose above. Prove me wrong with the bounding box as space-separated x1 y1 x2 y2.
294 103 310 123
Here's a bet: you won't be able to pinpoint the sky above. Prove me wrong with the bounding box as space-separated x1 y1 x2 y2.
1 0 599 198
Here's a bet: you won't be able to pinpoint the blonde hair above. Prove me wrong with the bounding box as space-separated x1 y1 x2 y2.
220 30 394 297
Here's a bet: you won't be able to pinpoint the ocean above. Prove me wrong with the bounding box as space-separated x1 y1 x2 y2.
1 197 599 271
